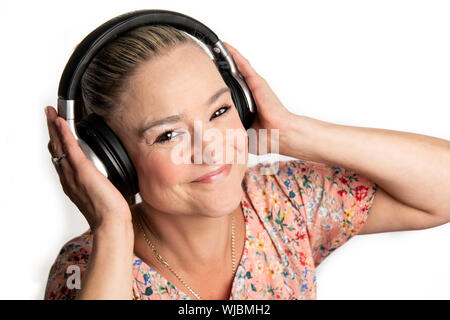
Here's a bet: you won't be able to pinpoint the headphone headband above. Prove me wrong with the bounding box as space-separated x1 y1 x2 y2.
58 9 220 100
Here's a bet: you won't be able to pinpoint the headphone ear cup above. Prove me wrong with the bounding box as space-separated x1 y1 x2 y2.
221 72 256 130
76 113 139 198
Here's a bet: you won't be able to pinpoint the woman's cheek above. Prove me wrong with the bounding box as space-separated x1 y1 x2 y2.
227 117 248 164
140 150 187 186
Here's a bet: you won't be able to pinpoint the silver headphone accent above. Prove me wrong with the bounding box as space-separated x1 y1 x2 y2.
213 40 256 113
57 98 109 177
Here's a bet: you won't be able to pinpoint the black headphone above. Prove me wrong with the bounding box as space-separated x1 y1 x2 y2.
57 9 257 199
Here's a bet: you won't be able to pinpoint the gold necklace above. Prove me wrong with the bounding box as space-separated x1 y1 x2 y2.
136 211 236 300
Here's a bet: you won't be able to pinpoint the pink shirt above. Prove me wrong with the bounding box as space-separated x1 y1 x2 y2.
44 159 377 300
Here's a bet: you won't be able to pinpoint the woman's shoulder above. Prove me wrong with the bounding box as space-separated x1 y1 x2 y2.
242 158 309 192
59 229 93 256
49 229 93 277
243 158 354 189
242 157 376 207
44 229 93 300
241 159 309 230
50 229 93 273
242 158 377 268
244 158 326 175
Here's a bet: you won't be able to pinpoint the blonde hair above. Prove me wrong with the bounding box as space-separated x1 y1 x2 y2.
80 25 200 206
80 25 200 122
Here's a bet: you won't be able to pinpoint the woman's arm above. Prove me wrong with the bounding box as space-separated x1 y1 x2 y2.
279 114 450 232
222 41 450 232
45 106 136 299
75 221 135 300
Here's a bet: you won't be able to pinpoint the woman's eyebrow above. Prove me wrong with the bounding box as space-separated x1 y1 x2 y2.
207 87 230 106
138 87 230 136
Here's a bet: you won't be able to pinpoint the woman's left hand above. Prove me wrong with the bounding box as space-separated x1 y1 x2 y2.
223 41 295 155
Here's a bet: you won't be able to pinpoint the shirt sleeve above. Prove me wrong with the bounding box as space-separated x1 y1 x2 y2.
44 231 92 300
270 159 378 268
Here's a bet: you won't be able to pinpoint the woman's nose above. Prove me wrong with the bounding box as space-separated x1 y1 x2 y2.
190 126 224 165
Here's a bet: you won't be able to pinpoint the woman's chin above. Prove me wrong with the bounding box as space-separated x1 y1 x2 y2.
199 192 243 217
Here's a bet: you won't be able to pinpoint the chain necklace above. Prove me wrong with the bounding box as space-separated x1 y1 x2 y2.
136 210 236 300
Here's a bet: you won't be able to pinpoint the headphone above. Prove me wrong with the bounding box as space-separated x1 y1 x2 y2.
57 9 257 199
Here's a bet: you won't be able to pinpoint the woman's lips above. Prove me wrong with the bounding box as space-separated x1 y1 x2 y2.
192 164 232 183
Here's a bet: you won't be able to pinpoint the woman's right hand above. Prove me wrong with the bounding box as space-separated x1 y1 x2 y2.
45 106 133 233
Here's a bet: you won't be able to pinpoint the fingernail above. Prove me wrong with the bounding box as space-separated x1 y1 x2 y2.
44 106 49 116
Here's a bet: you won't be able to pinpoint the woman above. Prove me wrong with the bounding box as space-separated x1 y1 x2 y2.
44 25 450 300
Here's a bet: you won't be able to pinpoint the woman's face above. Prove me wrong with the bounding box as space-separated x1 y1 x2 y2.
109 43 249 217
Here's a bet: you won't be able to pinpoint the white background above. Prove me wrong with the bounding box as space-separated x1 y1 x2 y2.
0 0 449 299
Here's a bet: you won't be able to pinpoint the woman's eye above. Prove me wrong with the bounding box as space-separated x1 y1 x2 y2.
155 130 183 144
210 105 231 121
154 105 231 144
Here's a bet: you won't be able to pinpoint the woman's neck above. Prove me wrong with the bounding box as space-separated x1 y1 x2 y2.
131 201 242 275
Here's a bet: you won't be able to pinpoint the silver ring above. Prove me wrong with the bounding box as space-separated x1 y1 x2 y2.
52 153 67 167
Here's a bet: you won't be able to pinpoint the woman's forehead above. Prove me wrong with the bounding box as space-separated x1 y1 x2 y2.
121 44 227 113
133 44 219 86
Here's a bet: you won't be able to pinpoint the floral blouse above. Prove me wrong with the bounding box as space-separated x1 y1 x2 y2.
44 159 377 300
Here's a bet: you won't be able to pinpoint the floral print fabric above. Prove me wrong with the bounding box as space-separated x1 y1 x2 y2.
44 159 377 300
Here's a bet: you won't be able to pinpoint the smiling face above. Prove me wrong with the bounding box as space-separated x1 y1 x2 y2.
108 43 249 218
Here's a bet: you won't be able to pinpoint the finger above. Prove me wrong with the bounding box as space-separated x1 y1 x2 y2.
44 108 81 199
48 113 80 183
45 106 63 156
48 140 64 175
223 41 259 80
50 153 68 181
222 41 269 97
48 140 77 199
55 116 90 169
46 106 75 184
